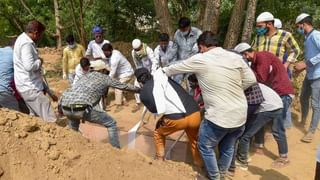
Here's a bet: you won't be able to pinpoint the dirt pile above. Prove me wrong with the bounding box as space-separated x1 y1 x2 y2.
0 108 196 180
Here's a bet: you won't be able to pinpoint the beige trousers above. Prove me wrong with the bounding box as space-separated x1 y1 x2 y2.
115 75 133 105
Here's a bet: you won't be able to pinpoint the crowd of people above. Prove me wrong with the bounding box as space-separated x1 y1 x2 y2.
0 11 319 180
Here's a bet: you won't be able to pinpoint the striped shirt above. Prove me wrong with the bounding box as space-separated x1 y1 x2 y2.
252 29 300 63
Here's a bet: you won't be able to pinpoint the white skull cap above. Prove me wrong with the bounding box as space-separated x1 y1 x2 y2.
296 13 310 24
234 42 252 54
256 12 274 23
132 39 142 49
274 18 282 29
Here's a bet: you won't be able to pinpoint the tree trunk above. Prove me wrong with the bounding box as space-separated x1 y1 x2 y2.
79 0 87 48
197 0 206 28
223 0 247 49
19 0 35 18
154 0 173 37
54 0 62 48
69 0 86 47
241 0 257 43
202 0 221 34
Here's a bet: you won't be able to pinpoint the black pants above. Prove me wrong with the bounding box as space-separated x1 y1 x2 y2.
316 162 320 180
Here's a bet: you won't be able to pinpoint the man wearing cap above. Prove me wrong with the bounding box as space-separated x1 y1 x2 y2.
59 60 139 148
252 12 300 69
164 31 256 180
14 20 57 122
102 43 134 113
131 38 158 113
294 13 320 143
62 34 85 84
134 67 202 167
85 25 110 60
173 17 202 84
234 42 294 166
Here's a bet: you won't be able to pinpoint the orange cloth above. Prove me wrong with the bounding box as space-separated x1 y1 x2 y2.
154 111 202 167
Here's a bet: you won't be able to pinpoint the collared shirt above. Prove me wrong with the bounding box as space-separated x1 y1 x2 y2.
251 51 294 96
0 47 14 92
164 47 257 128
256 83 283 113
173 27 202 60
304 29 320 80
60 71 138 112
85 40 110 59
252 29 300 63
107 50 133 79
62 43 85 74
13 32 43 93
154 41 178 67
131 44 158 72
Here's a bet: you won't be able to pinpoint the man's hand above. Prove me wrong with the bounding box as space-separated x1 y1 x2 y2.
283 62 290 71
50 94 59 102
294 61 306 74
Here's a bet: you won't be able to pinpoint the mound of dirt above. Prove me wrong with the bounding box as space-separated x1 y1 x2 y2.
0 108 196 180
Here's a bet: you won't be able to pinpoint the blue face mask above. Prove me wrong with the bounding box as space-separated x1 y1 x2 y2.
297 27 305 35
256 27 268 36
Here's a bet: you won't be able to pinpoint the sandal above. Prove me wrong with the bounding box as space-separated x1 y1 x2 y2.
271 157 290 168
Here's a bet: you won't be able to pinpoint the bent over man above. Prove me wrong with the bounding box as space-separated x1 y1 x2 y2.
59 60 139 148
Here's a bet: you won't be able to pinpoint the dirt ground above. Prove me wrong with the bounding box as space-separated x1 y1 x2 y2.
1 47 319 180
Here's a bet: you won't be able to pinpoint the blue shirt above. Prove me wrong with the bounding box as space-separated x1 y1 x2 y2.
304 29 320 80
0 46 14 92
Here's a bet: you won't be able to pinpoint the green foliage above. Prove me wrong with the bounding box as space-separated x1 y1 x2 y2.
0 0 320 47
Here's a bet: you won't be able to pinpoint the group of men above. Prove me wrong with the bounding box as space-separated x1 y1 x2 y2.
0 11 320 180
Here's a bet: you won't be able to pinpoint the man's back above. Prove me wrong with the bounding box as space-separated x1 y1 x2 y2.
109 50 133 79
0 47 14 92
165 47 256 128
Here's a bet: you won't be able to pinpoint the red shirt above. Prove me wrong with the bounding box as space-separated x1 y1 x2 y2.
251 51 294 96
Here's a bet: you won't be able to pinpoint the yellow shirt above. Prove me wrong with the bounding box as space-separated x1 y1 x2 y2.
62 43 85 74
252 29 300 63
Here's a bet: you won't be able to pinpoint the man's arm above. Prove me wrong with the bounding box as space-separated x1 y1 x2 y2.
62 49 68 78
285 33 301 64
147 46 158 72
240 59 257 90
21 43 42 72
109 77 139 93
109 56 119 79
164 55 200 76
254 58 271 84
308 34 320 66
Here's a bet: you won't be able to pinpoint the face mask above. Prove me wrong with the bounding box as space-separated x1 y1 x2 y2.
256 27 268 36
68 44 76 49
160 45 168 51
297 27 305 35
181 31 190 37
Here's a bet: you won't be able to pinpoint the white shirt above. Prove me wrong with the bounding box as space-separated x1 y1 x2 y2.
256 83 283 113
131 45 158 72
154 41 178 67
164 47 256 128
107 50 133 79
13 32 43 93
73 64 88 85
85 40 110 59
152 68 186 115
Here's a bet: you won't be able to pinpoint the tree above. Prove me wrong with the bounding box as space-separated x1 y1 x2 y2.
241 0 257 43
154 0 173 36
54 0 62 48
201 0 221 34
223 0 246 48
